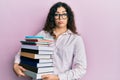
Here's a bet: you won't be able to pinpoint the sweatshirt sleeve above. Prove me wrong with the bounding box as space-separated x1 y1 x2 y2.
58 36 87 80
14 51 21 64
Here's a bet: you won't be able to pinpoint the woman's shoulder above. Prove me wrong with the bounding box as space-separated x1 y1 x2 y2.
72 33 82 38
35 30 53 39
71 33 84 42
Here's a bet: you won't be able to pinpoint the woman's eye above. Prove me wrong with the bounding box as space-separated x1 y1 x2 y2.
63 13 67 16
55 14 59 16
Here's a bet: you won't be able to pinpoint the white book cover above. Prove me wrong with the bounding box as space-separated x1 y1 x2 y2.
37 62 53 67
38 59 53 63
37 67 54 73
37 51 53 54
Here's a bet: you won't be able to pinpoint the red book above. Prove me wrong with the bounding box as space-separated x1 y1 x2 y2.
25 39 53 43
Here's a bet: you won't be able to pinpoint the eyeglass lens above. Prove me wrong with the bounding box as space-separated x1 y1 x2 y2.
54 13 67 19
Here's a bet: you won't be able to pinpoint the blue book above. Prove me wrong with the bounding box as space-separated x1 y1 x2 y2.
20 56 53 63
25 36 44 39
20 60 53 67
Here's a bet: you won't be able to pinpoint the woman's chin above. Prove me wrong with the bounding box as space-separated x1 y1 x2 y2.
57 25 66 28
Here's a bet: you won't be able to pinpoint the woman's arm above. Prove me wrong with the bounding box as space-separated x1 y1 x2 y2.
13 51 26 77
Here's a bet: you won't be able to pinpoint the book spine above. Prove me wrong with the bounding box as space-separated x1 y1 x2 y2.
20 60 53 67
21 48 53 54
20 52 53 59
20 56 53 63
20 63 53 73
20 56 40 63
25 36 44 39
21 48 39 54
26 39 39 42
24 70 53 79
25 39 53 42
20 41 37 45
21 45 54 51
20 63 38 73
20 60 38 67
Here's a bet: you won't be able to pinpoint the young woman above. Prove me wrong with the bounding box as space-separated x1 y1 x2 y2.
13 2 87 80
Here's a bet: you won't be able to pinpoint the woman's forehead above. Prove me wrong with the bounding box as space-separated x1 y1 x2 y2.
55 7 67 13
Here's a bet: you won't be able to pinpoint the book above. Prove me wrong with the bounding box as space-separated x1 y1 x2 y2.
25 36 44 39
20 52 53 59
20 41 52 45
20 56 53 63
25 38 53 42
20 63 54 73
21 45 54 51
21 48 53 54
20 60 53 67
24 70 53 79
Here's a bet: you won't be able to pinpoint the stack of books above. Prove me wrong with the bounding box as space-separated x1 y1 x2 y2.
19 36 54 79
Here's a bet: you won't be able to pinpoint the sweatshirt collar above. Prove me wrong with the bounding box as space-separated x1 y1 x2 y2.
63 29 73 35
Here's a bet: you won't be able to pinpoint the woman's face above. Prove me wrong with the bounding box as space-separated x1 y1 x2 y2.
54 6 68 28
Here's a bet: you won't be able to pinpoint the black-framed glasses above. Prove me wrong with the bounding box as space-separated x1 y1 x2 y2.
54 13 68 20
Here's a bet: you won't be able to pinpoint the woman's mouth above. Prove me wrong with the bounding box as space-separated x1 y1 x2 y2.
58 21 63 24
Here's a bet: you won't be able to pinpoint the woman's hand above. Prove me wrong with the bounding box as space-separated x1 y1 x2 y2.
13 63 26 77
41 74 59 80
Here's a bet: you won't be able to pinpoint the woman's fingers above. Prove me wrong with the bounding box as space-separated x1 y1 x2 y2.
19 66 26 72
13 64 26 77
18 70 25 77
41 74 48 80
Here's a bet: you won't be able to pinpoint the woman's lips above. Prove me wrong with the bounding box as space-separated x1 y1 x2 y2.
58 21 63 24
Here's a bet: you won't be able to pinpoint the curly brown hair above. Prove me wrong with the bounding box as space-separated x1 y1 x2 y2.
43 2 77 36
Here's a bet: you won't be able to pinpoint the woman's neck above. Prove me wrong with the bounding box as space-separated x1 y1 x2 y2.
53 27 67 39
